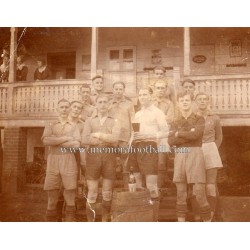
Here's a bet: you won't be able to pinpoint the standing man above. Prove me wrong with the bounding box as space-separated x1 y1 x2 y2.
153 79 174 189
80 83 95 122
168 91 212 222
90 75 104 105
150 66 175 102
56 100 85 222
196 92 223 221
82 94 120 222
109 81 135 184
127 87 169 221
42 99 81 222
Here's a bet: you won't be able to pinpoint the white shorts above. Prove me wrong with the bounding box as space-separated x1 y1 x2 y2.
202 142 223 170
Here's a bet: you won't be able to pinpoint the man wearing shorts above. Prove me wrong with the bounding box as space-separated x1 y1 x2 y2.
82 94 120 222
127 86 169 221
109 81 135 186
168 90 212 222
42 99 81 222
196 92 223 220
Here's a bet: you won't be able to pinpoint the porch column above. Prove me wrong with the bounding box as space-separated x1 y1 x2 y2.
1 127 27 194
184 27 190 76
91 27 98 78
9 27 18 83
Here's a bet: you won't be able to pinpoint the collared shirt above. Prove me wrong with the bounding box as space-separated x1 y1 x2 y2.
81 102 95 122
153 97 174 124
197 111 223 147
133 104 168 142
82 114 120 147
41 119 81 153
109 96 135 142
168 112 205 147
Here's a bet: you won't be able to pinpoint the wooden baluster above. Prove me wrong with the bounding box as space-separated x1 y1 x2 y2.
234 80 237 109
240 80 243 109
228 81 231 109
0 89 3 113
47 86 51 112
215 81 219 110
221 80 225 109
247 80 249 109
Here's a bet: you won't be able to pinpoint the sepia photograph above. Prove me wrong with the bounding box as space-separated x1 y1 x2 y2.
0 26 250 224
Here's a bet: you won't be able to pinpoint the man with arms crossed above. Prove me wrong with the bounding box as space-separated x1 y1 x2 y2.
82 94 120 222
168 91 212 222
42 99 81 222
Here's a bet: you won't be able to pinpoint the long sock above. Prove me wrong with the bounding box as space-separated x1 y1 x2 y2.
102 200 112 222
65 205 76 222
86 202 97 222
151 197 160 222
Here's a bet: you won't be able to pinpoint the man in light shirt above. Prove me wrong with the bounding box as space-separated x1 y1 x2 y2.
127 86 169 221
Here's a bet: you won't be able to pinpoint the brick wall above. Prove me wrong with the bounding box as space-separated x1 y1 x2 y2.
1 127 27 194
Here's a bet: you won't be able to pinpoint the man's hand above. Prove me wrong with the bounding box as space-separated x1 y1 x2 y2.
133 132 154 140
90 132 101 139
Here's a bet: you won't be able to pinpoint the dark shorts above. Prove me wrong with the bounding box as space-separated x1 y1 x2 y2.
85 146 117 180
127 141 158 175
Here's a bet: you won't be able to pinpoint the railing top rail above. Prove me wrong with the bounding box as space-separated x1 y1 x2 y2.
0 79 91 88
189 73 250 81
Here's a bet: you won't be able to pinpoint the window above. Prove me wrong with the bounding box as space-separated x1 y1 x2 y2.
107 46 136 71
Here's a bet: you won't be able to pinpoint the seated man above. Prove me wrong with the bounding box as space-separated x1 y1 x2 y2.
42 99 81 222
168 90 212 222
81 94 120 222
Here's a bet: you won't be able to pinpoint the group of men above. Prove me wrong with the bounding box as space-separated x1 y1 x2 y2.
42 66 223 222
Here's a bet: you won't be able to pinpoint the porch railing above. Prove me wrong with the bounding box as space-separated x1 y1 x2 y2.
192 74 250 115
0 74 250 119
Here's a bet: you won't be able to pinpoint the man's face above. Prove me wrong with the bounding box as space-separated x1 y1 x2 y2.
154 82 166 97
69 102 83 118
93 78 104 91
138 89 152 106
80 87 91 102
178 94 192 112
3 57 9 65
182 82 195 94
196 94 209 110
57 101 70 118
154 69 165 79
96 97 109 114
37 61 43 67
113 83 125 99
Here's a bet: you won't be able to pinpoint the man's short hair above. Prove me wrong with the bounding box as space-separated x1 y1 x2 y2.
70 100 84 107
80 83 91 91
153 65 166 73
92 75 103 81
113 81 126 89
138 86 153 95
176 90 194 101
181 78 196 86
57 98 70 105
195 92 210 100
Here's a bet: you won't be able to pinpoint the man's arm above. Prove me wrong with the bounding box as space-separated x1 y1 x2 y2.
168 122 188 146
81 118 100 146
41 123 72 146
214 116 223 148
92 119 120 144
177 116 205 141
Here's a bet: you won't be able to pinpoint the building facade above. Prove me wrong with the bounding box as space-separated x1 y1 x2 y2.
0 27 250 194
